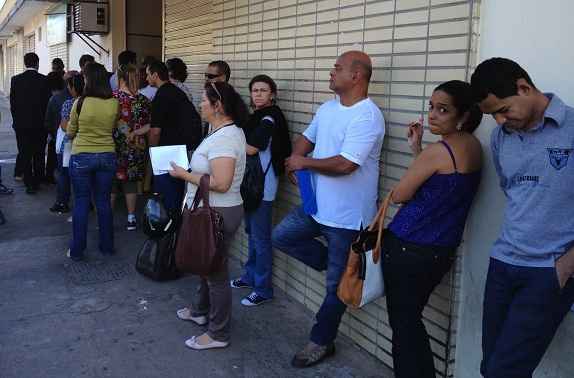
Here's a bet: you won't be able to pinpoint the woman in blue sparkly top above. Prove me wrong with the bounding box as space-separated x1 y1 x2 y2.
383 80 483 378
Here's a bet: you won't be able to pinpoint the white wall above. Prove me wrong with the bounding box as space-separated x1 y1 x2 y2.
455 1 574 377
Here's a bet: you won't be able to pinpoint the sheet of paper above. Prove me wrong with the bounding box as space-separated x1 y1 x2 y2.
149 145 189 175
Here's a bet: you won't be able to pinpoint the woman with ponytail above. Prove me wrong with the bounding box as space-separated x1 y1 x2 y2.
382 80 483 378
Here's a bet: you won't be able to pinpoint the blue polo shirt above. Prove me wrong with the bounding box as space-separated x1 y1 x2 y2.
491 94 574 267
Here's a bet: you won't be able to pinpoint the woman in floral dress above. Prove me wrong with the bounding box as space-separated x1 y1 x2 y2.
112 63 151 231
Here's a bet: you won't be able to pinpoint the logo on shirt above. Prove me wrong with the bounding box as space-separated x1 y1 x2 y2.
547 148 572 170
514 175 539 185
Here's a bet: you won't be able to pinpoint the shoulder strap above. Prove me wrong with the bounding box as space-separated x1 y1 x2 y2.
439 140 457 172
76 96 85 116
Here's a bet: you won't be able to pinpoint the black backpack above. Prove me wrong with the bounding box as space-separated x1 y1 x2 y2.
241 154 272 212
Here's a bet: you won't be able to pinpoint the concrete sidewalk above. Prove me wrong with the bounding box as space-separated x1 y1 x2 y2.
0 96 392 378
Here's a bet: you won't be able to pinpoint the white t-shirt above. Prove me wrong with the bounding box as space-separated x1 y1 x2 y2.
139 85 157 101
186 124 246 208
303 97 385 230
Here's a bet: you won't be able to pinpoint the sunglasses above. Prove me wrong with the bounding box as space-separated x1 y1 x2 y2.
204 72 222 80
210 82 222 101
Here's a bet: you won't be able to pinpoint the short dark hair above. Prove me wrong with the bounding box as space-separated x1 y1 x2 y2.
435 80 483 134
52 58 64 71
208 60 231 82
24 53 39 68
83 63 113 99
147 61 169 81
66 73 85 97
204 81 248 128
166 58 188 82
46 71 65 92
471 57 536 102
79 54 95 68
248 74 277 107
118 50 137 66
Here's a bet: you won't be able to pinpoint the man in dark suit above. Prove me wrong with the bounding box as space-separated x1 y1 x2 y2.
10 53 52 194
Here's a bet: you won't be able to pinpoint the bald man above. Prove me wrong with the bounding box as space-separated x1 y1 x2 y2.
272 51 386 367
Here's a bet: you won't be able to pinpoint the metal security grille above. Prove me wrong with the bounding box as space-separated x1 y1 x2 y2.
163 1 480 376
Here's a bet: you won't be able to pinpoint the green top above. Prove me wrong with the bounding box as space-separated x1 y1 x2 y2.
67 97 119 154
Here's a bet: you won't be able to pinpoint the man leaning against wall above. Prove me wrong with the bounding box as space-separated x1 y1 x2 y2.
272 50 385 368
472 57 574 378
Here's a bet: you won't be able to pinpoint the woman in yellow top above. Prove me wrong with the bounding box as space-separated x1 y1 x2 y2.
66 63 120 261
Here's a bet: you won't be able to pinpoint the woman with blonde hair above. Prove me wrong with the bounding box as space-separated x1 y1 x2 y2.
111 63 152 231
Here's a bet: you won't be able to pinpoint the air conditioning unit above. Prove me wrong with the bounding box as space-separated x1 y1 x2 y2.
69 1 109 35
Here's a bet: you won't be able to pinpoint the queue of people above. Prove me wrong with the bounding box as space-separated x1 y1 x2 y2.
3 46 573 378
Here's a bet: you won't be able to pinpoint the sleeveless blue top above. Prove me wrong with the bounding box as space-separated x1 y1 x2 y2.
388 141 481 248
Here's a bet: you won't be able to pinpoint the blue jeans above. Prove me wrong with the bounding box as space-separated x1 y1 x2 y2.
241 200 274 298
153 173 184 216
272 206 358 345
69 153 116 257
481 258 574 378
56 153 71 205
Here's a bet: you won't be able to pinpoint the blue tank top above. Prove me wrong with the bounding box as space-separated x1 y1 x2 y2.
388 141 481 248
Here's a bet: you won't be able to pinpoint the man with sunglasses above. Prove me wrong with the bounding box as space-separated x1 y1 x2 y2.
202 61 231 137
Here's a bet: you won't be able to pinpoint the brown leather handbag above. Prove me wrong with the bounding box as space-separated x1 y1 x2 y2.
175 174 225 275
337 191 392 308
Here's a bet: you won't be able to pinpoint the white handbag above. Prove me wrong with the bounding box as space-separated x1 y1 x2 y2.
337 192 391 308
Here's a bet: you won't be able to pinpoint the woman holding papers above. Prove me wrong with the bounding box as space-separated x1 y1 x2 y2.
66 63 120 261
111 64 151 231
169 81 247 350
230 75 292 306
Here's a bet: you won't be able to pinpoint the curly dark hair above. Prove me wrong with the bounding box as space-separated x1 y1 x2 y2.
166 57 188 82
204 81 249 128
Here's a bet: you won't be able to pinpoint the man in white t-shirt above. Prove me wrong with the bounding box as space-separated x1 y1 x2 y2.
272 51 385 368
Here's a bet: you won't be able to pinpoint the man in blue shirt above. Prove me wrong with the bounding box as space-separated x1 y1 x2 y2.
471 57 574 378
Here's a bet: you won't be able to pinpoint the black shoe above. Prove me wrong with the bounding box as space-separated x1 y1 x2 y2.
291 342 336 368
126 219 137 231
50 202 70 214
0 209 5 225
26 187 37 195
0 184 13 195
230 278 252 289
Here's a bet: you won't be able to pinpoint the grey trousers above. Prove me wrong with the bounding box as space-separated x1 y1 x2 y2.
191 204 244 342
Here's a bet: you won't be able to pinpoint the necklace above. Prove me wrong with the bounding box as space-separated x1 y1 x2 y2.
207 122 234 138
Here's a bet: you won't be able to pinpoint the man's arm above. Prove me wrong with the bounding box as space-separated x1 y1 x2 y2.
287 153 358 176
9 77 16 120
556 247 574 288
148 128 161 146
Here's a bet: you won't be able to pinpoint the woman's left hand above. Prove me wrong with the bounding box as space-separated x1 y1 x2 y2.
169 162 187 179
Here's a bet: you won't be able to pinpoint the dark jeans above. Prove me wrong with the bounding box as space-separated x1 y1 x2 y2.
69 153 116 257
18 128 47 188
153 173 184 216
272 206 358 345
481 258 574 378
56 153 71 205
241 200 274 298
382 231 456 378
46 137 57 179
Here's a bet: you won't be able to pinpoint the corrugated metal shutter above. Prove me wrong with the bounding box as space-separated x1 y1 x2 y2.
164 1 480 376
164 0 214 107
24 34 35 54
49 42 69 71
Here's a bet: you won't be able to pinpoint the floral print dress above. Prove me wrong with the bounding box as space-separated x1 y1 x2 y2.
113 90 151 182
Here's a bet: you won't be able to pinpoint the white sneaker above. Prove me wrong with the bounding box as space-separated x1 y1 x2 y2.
177 307 207 326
